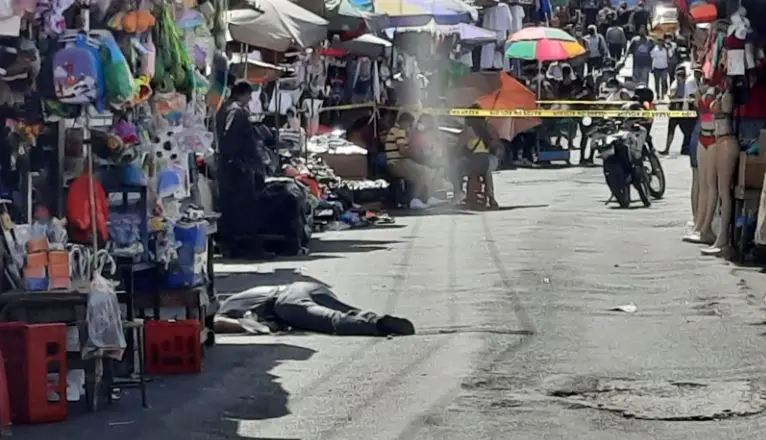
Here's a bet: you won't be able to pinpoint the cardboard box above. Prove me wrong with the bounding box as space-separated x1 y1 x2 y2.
319 152 368 180
26 237 49 253
738 152 766 190
47 250 71 290
25 251 48 271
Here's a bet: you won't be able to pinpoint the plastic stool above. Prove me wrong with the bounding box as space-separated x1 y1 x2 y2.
0 348 10 436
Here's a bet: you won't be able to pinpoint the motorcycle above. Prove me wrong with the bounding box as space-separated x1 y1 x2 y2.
582 116 652 208
596 89 667 200
625 91 667 200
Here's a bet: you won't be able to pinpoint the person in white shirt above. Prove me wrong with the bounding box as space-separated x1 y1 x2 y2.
663 65 698 155
650 41 670 97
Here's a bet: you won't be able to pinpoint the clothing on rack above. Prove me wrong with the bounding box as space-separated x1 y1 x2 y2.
480 4 513 71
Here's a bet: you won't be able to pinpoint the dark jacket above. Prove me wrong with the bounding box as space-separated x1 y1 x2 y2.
216 100 263 168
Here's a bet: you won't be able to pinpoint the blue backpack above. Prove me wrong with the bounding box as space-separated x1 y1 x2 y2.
53 32 105 110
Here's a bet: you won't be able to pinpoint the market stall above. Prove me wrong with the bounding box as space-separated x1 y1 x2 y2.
0 0 225 426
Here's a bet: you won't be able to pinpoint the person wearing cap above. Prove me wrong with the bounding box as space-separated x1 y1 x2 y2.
664 65 698 155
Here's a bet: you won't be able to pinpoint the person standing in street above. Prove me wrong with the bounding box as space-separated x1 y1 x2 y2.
664 34 679 80
584 25 608 74
664 65 698 155
597 4 615 35
605 20 627 59
615 1 631 26
619 26 654 86
650 39 670 97
629 0 650 36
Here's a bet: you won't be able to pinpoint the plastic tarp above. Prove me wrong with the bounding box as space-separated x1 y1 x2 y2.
330 33 391 56
226 0 329 52
384 21 496 44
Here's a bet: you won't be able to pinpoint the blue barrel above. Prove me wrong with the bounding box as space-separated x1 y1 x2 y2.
166 221 207 288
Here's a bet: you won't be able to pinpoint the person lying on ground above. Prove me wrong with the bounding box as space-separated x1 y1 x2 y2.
214 281 416 336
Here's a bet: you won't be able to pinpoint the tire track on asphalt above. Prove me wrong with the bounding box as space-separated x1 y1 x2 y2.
393 209 539 440
314 212 461 440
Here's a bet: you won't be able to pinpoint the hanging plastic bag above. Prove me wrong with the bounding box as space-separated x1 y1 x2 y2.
100 36 135 107
83 274 126 360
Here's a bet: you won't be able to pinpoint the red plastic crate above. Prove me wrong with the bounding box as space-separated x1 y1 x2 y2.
144 320 202 375
0 323 67 424
0 348 11 435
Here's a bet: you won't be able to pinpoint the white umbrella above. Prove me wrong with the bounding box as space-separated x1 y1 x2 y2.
331 33 392 57
226 0 329 52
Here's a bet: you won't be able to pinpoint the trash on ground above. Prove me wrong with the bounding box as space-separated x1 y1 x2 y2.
609 303 637 313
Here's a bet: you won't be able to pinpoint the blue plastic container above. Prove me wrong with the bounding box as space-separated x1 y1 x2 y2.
165 221 208 288
25 277 48 291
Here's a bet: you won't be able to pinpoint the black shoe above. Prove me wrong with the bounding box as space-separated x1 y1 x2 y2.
659 150 669 155
376 315 415 336
680 149 690 156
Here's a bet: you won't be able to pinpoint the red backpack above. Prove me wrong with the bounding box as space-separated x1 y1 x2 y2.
66 174 109 243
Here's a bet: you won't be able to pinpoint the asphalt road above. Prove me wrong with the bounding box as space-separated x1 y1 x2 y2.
15 136 766 439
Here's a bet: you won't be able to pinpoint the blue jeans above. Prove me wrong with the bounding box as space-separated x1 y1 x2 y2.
688 120 700 168
633 66 651 86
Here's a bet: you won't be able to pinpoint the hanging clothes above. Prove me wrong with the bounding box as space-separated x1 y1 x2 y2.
480 4 514 71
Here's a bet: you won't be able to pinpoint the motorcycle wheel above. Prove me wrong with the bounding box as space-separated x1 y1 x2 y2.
634 166 652 207
604 161 631 208
643 149 666 199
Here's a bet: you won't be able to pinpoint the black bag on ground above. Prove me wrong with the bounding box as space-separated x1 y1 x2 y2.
256 178 312 255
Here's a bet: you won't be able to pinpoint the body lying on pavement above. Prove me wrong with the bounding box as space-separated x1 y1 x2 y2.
214 282 415 336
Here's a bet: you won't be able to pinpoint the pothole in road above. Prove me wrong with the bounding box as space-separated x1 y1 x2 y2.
543 375 766 421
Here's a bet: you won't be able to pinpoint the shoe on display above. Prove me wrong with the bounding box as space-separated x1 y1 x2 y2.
409 198 429 210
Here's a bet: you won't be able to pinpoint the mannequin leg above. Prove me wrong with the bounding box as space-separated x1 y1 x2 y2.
691 167 699 222
703 136 740 255
698 142 719 242
685 142 715 242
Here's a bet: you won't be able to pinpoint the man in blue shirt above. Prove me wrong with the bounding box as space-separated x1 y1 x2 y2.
619 27 654 86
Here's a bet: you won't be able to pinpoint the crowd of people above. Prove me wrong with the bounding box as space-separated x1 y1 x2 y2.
507 0 699 165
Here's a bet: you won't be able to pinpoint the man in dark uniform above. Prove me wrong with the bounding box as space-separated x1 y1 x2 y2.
215 81 269 246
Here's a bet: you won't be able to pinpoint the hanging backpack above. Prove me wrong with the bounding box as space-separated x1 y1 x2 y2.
53 32 105 109
100 35 135 107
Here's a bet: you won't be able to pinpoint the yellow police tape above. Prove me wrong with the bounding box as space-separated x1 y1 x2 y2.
318 103 697 118
536 99 693 105
420 108 697 118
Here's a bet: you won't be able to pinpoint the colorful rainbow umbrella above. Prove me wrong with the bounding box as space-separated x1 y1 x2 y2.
505 26 585 61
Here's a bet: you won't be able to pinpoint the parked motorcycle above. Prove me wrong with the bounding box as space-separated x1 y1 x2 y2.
630 87 666 199
582 116 652 208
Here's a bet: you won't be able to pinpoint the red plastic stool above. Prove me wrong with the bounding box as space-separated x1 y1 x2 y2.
0 348 11 436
